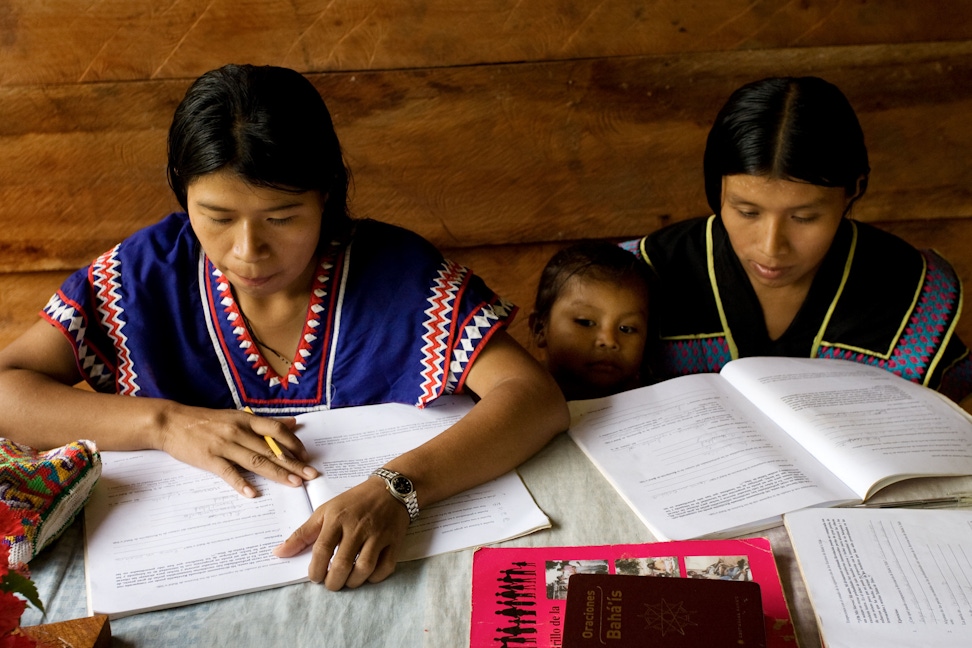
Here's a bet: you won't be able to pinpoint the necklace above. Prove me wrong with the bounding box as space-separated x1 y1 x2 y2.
238 310 294 367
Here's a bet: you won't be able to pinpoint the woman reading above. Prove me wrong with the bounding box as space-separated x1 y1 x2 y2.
0 64 569 590
626 76 972 406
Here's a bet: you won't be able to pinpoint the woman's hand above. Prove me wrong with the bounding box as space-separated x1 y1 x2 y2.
154 404 320 498
273 331 568 592
0 320 319 497
272 476 409 590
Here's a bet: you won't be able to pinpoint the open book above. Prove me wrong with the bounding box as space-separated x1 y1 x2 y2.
568 356 972 541
784 507 972 648
83 397 551 619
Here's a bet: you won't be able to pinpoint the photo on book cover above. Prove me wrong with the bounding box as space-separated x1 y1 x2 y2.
470 539 793 648
543 553 751 600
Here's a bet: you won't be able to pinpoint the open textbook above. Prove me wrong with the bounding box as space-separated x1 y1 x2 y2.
83 397 551 619
568 357 972 541
784 507 972 648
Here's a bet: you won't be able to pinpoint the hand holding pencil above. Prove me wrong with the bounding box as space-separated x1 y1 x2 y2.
243 406 318 486
245 406 285 458
224 405 319 497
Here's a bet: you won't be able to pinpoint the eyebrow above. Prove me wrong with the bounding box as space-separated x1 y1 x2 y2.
193 201 306 213
561 300 648 317
724 193 828 211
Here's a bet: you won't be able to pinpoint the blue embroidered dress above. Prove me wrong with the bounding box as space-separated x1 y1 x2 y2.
624 215 972 403
42 214 515 415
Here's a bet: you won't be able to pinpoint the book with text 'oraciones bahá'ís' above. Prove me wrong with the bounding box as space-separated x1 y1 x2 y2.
563 573 766 648
469 537 792 648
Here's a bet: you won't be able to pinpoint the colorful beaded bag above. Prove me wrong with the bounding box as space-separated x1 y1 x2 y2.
1 439 101 566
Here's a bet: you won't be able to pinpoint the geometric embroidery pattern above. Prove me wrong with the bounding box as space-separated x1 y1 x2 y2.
416 259 466 406
660 336 733 376
90 245 139 395
42 292 114 391
210 255 334 390
0 438 101 565
818 250 959 386
445 297 515 397
618 238 642 255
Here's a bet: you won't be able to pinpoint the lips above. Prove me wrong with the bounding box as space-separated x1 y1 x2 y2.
234 273 274 289
750 261 789 282
586 361 622 374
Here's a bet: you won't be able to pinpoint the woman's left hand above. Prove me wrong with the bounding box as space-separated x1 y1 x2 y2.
273 331 568 591
273 476 409 590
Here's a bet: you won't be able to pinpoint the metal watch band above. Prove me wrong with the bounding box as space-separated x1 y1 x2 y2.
371 468 420 522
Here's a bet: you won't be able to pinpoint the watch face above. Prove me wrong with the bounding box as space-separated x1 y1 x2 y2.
390 476 413 495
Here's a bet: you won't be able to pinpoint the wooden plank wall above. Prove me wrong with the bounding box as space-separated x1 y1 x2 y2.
2 1 972 354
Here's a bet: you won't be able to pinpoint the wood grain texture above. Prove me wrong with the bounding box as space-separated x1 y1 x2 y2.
2 41 972 275
0 271 67 348
2 1 971 85
21 614 111 648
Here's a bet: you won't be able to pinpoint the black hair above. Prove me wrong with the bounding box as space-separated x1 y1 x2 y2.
530 240 652 336
167 64 351 241
703 76 870 215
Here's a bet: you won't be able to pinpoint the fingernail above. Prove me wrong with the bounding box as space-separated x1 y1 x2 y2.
289 474 303 486
303 466 318 478
243 485 257 498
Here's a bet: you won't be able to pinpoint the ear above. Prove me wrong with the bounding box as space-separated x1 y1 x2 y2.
844 175 867 216
529 312 548 348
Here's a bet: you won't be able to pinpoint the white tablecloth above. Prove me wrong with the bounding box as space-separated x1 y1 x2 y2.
30 430 969 647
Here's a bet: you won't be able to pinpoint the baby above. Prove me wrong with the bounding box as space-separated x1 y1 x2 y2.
530 241 653 400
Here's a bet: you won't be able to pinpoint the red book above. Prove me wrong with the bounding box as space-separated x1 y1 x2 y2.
562 573 766 647
469 537 795 648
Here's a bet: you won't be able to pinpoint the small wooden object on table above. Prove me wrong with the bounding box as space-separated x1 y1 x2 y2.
21 615 111 648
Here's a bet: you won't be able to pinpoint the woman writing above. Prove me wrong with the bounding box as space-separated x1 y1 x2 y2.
627 76 972 405
0 64 569 590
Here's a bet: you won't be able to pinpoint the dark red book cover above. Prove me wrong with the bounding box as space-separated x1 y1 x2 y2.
562 573 767 648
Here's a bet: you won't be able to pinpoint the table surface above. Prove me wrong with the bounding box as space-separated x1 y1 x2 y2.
22 431 972 647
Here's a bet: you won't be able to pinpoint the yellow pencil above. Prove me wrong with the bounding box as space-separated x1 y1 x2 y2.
244 406 285 458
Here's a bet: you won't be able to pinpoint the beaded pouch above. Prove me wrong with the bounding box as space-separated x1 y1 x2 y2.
1 438 101 565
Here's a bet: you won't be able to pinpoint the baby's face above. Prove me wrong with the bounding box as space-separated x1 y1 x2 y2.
540 276 648 399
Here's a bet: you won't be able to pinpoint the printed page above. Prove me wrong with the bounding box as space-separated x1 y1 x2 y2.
84 450 314 619
567 373 858 541
297 398 551 559
720 357 972 499
785 507 972 648
84 397 550 618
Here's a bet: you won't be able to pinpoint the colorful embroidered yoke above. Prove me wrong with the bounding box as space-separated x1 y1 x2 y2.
42 214 515 414
625 215 972 402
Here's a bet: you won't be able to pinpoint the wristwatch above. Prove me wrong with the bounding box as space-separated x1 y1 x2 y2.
371 468 420 523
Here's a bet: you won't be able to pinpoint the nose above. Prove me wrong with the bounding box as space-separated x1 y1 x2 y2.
233 221 267 261
596 326 620 350
759 216 789 257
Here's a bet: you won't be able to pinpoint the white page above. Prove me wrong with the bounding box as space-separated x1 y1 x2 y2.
296 398 551 559
85 397 549 619
567 373 858 541
785 507 972 648
84 450 314 619
720 357 972 498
